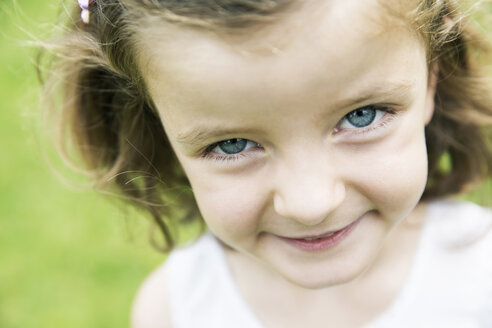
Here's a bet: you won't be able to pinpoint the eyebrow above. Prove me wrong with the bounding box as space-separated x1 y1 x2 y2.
176 127 262 147
330 80 416 110
176 80 417 146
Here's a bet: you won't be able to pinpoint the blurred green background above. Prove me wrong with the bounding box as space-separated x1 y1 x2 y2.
1 1 164 327
0 1 491 328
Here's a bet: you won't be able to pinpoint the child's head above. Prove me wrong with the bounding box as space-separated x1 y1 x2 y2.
44 0 492 286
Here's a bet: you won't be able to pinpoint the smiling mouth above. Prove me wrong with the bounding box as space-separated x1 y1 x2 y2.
277 218 362 252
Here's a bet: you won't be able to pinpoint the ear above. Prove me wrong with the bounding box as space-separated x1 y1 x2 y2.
424 62 439 125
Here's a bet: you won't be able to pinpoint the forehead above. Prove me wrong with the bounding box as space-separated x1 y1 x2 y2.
138 0 425 116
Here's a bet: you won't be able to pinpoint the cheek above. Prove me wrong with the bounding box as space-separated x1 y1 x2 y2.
343 120 429 214
186 170 268 242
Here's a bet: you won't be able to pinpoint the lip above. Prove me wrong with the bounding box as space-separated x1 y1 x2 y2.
276 217 362 252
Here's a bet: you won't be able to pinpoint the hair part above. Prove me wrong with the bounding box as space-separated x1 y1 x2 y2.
39 0 492 252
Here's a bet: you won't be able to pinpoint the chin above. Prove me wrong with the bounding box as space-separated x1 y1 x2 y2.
282 262 367 290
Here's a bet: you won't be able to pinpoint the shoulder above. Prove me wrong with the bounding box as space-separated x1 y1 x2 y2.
130 234 217 328
425 199 492 247
131 262 173 328
388 201 492 318
422 200 492 291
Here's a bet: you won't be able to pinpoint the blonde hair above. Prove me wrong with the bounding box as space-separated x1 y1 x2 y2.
40 0 492 251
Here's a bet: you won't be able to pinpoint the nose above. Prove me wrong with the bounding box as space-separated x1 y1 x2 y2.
272 156 346 226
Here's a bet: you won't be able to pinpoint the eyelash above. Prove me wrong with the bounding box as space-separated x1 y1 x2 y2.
334 105 396 136
201 141 262 162
201 105 397 162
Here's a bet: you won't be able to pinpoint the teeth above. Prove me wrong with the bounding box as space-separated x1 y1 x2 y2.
303 232 335 241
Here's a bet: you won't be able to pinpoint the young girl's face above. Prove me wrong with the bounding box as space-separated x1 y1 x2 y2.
141 0 436 288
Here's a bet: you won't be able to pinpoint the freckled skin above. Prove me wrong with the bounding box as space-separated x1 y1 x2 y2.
141 0 436 293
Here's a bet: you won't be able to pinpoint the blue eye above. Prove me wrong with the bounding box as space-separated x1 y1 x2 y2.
217 138 247 154
208 138 259 155
346 108 376 127
339 106 386 129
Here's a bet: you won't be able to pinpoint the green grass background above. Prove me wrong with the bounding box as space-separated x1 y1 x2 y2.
0 1 491 328
1 2 164 327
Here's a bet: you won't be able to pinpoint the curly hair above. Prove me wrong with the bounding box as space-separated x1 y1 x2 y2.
39 0 492 252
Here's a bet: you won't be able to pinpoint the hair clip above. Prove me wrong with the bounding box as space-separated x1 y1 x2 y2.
78 0 94 24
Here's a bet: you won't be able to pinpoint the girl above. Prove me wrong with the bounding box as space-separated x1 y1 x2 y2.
41 0 492 327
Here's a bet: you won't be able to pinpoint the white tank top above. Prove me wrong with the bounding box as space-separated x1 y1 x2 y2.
165 200 492 328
